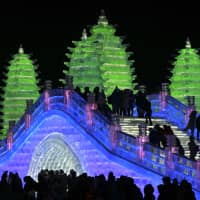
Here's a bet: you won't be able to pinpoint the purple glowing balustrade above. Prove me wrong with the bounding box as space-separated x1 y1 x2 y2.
64 89 72 106
44 90 50 110
25 113 31 129
7 130 13 150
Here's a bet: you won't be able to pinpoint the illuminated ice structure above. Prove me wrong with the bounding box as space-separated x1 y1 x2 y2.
0 46 40 138
0 90 161 191
63 29 104 91
170 38 200 111
0 89 200 198
63 10 135 96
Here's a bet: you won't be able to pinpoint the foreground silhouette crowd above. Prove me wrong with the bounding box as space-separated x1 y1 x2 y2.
0 169 197 200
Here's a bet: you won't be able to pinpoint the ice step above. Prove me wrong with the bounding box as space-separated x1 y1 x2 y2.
119 116 200 159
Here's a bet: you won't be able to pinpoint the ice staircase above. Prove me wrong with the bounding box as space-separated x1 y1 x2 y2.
119 116 200 159
1 89 200 198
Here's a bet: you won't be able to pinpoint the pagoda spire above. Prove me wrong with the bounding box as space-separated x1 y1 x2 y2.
185 37 191 48
81 28 87 40
0 47 40 138
98 9 108 25
170 38 200 112
18 44 24 54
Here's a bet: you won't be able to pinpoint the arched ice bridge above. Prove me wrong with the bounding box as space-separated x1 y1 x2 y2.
0 89 200 197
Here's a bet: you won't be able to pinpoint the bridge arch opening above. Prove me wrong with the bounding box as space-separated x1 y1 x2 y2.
28 133 83 180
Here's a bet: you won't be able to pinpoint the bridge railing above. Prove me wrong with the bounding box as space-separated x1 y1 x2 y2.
63 91 112 149
0 91 191 150
165 96 188 129
1 89 200 191
114 131 200 191
56 91 200 192
147 94 192 129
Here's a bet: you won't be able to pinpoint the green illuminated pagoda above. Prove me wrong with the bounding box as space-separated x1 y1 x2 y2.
89 10 135 96
170 38 200 111
63 10 135 96
0 46 40 138
64 29 103 91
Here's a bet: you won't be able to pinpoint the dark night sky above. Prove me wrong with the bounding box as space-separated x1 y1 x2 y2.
0 2 200 93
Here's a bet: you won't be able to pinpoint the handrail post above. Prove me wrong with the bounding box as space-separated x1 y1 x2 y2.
160 83 170 111
44 80 52 111
86 93 96 126
109 114 121 150
196 159 200 180
7 120 15 150
165 146 176 176
25 99 33 129
185 96 195 125
64 75 73 106
137 123 148 160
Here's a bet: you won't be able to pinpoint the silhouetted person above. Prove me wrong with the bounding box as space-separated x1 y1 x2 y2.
157 176 174 200
196 115 200 140
24 175 38 200
176 137 185 156
178 179 196 200
108 86 122 115
74 86 82 96
135 91 146 118
121 89 130 116
166 126 177 150
183 110 197 136
93 86 100 102
143 184 155 200
149 125 161 147
144 99 152 125
83 86 91 101
188 136 199 160
157 184 165 200
96 89 107 113
129 90 136 116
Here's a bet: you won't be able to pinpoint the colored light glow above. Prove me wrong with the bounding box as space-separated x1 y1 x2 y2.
25 113 31 129
0 110 151 190
86 104 93 125
0 46 40 138
44 90 50 110
160 92 166 111
0 90 199 198
28 133 84 180
89 12 135 96
7 131 13 150
185 107 194 125
63 29 104 92
137 137 145 160
64 90 72 106
109 125 119 150
63 11 135 96
170 38 200 112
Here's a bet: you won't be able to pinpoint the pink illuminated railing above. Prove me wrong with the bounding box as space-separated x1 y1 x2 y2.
0 89 200 192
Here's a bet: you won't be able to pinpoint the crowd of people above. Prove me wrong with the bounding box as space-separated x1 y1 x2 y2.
0 169 197 200
0 87 199 199
75 86 200 160
148 124 199 160
75 86 152 124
